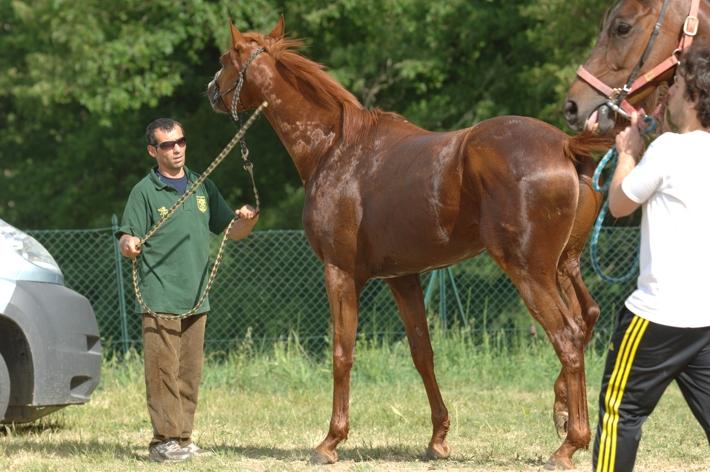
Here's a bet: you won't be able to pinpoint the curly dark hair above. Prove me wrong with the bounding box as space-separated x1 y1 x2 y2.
679 42 710 128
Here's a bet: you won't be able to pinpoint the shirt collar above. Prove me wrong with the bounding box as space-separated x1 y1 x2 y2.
149 166 195 190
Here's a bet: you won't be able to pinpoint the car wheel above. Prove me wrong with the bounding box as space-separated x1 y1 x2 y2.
0 353 9 421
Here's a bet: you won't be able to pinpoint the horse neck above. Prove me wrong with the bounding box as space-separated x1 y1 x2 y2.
258 76 343 184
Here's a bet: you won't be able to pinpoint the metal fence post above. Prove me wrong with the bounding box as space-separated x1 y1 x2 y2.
425 268 468 330
424 270 438 310
439 269 447 329
446 267 467 325
111 214 130 354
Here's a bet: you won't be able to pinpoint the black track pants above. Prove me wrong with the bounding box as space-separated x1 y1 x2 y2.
592 307 710 472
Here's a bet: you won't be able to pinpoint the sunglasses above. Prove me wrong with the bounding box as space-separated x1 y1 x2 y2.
154 136 186 150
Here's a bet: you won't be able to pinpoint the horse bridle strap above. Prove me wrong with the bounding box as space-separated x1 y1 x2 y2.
208 46 266 211
576 0 700 119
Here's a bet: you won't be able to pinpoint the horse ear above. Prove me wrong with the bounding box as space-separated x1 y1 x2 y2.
267 15 285 40
230 21 245 48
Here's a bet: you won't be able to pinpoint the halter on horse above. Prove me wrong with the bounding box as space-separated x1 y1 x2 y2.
566 0 703 133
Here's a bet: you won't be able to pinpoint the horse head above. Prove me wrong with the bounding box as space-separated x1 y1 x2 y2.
207 17 286 117
565 0 702 134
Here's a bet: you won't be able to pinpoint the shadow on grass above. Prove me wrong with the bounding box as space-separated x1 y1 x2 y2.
215 444 553 469
2 440 141 460
217 443 440 463
2 439 555 469
0 417 72 437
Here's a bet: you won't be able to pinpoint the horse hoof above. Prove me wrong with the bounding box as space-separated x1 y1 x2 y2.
310 448 338 465
425 442 451 460
554 411 569 439
543 455 574 470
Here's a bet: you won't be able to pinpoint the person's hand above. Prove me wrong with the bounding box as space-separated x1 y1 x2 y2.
228 205 259 240
236 204 259 220
119 234 142 259
615 112 645 162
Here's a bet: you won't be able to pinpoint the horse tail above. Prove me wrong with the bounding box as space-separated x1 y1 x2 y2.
562 131 614 163
558 131 610 335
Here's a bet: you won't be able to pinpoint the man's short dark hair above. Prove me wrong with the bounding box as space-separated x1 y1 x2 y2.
146 118 184 146
679 42 710 128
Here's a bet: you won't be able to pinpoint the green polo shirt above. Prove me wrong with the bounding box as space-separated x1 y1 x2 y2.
116 166 234 314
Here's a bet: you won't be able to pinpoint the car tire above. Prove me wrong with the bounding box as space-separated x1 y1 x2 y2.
0 353 9 421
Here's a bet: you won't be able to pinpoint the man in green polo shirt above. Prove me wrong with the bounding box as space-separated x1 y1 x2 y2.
116 117 258 462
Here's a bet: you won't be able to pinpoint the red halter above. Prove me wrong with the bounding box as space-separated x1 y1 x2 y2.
576 0 700 119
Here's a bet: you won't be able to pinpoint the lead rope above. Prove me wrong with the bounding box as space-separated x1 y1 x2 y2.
589 115 657 284
131 101 268 320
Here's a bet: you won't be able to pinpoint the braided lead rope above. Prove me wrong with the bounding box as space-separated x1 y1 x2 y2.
132 102 268 319
132 217 237 320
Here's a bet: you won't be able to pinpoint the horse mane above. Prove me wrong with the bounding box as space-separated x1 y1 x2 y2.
246 33 406 143
563 131 614 162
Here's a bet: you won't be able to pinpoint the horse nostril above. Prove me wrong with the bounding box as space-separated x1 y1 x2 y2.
564 100 579 125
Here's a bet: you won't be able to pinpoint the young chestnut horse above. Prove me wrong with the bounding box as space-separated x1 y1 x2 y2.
566 0 707 133
208 18 611 470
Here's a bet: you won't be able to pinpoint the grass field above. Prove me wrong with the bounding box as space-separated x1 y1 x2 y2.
1 328 708 471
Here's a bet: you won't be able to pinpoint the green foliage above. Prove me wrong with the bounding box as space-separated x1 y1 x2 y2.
1 0 609 229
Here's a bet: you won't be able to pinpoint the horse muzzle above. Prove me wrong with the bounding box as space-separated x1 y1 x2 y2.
207 81 226 113
588 105 617 135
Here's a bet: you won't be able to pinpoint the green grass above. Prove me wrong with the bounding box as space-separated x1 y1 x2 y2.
1 328 708 471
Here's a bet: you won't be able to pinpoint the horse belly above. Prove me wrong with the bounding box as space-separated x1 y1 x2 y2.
361 215 485 279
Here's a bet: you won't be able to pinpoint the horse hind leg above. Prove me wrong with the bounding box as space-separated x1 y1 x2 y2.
553 258 600 440
386 274 451 460
484 228 589 468
553 169 603 439
511 270 590 470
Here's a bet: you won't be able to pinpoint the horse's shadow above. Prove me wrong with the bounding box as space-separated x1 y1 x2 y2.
2 439 435 464
1 435 552 468
219 443 445 463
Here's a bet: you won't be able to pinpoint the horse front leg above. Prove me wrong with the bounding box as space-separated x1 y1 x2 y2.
386 275 451 460
311 263 362 465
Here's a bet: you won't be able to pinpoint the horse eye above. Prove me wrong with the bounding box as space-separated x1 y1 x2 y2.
615 22 632 36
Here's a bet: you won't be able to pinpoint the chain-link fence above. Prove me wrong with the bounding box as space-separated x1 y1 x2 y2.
27 217 640 354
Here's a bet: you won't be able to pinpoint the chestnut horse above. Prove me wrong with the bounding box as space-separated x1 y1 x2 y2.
566 0 707 133
208 18 611 470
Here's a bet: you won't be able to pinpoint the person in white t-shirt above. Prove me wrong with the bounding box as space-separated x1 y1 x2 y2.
592 43 710 472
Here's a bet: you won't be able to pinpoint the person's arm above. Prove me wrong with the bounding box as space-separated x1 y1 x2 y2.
227 205 259 241
609 113 645 218
204 179 260 239
115 186 149 259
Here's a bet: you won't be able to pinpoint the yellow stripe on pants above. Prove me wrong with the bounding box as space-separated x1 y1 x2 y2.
596 315 649 472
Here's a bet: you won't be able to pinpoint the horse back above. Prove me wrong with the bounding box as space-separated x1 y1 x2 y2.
302 115 579 279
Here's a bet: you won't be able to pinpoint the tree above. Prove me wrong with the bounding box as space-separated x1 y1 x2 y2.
0 0 610 230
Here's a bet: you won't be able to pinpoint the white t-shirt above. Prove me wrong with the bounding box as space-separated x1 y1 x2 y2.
621 130 710 327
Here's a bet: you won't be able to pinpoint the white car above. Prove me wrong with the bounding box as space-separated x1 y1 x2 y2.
0 218 101 423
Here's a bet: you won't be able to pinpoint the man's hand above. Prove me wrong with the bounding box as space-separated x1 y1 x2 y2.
119 234 142 259
615 112 645 162
609 112 643 218
236 204 258 220
228 205 260 240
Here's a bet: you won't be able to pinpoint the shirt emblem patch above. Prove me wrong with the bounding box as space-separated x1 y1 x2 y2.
158 207 169 218
196 196 208 213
